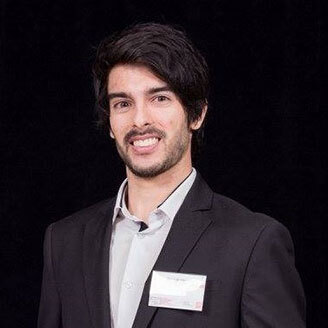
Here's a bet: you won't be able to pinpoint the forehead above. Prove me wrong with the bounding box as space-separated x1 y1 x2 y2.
107 64 168 93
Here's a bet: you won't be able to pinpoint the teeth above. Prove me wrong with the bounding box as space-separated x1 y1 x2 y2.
133 137 158 147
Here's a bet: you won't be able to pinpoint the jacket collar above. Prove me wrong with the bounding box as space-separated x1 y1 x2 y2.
83 198 115 328
132 173 214 328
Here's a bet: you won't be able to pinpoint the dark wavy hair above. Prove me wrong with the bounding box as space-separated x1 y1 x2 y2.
92 22 209 158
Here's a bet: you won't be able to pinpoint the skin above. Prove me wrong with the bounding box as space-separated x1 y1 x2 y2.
107 64 207 222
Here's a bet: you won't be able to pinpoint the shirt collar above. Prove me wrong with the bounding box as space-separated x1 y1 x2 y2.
157 168 196 220
112 178 128 222
112 168 197 223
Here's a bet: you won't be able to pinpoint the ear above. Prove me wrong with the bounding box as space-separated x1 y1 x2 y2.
108 116 115 139
190 104 208 131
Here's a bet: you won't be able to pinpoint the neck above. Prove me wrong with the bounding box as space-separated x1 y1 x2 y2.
126 161 192 223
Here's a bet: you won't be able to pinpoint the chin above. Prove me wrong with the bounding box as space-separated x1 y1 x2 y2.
117 140 188 179
127 157 177 178
128 164 166 178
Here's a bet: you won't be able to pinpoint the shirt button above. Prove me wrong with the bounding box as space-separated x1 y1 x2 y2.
137 234 145 239
124 281 133 289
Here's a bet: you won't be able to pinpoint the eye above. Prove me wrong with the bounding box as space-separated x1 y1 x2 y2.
112 101 130 110
154 95 170 102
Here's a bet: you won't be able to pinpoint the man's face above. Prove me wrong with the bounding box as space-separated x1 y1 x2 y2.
107 64 194 178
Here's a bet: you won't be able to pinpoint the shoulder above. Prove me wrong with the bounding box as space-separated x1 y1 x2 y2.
46 197 116 237
209 191 291 245
191 173 289 239
211 192 274 224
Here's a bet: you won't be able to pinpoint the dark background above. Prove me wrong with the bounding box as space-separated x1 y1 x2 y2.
1 0 326 327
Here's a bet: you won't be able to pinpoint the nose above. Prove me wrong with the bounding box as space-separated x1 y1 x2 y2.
132 100 153 128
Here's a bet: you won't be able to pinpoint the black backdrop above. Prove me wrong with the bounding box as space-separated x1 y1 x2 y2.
1 0 327 327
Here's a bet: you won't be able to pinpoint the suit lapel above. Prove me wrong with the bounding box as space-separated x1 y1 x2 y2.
132 174 214 328
83 198 115 328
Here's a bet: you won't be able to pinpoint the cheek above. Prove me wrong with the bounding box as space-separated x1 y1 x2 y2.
156 111 179 130
158 120 174 135
110 119 127 140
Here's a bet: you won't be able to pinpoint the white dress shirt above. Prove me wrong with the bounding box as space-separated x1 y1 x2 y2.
109 168 196 328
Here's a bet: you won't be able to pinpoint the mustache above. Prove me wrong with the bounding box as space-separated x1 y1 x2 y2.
124 127 166 144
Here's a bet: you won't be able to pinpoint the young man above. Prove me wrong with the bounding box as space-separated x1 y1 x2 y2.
38 23 306 328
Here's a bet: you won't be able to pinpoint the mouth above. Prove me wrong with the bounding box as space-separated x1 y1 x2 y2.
128 134 161 154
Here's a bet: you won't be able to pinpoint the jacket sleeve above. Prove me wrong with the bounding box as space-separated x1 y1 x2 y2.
241 220 306 327
38 224 62 328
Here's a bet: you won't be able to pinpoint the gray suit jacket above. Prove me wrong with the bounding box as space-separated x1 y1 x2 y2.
38 174 306 327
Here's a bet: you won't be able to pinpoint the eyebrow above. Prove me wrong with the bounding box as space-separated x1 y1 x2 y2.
146 86 172 95
107 92 130 101
107 86 173 102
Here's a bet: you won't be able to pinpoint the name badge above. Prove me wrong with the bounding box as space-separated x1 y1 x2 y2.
148 270 207 311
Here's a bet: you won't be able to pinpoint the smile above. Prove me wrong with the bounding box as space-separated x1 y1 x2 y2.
132 137 159 147
128 134 161 154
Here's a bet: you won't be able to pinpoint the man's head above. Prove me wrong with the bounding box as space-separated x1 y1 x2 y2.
93 23 209 177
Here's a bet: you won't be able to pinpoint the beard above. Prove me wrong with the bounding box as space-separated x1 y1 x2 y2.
114 124 190 178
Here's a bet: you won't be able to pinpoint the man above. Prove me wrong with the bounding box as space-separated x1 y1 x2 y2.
38 23 306 328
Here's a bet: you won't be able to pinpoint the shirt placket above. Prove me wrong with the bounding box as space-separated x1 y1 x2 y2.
117 230 149 328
